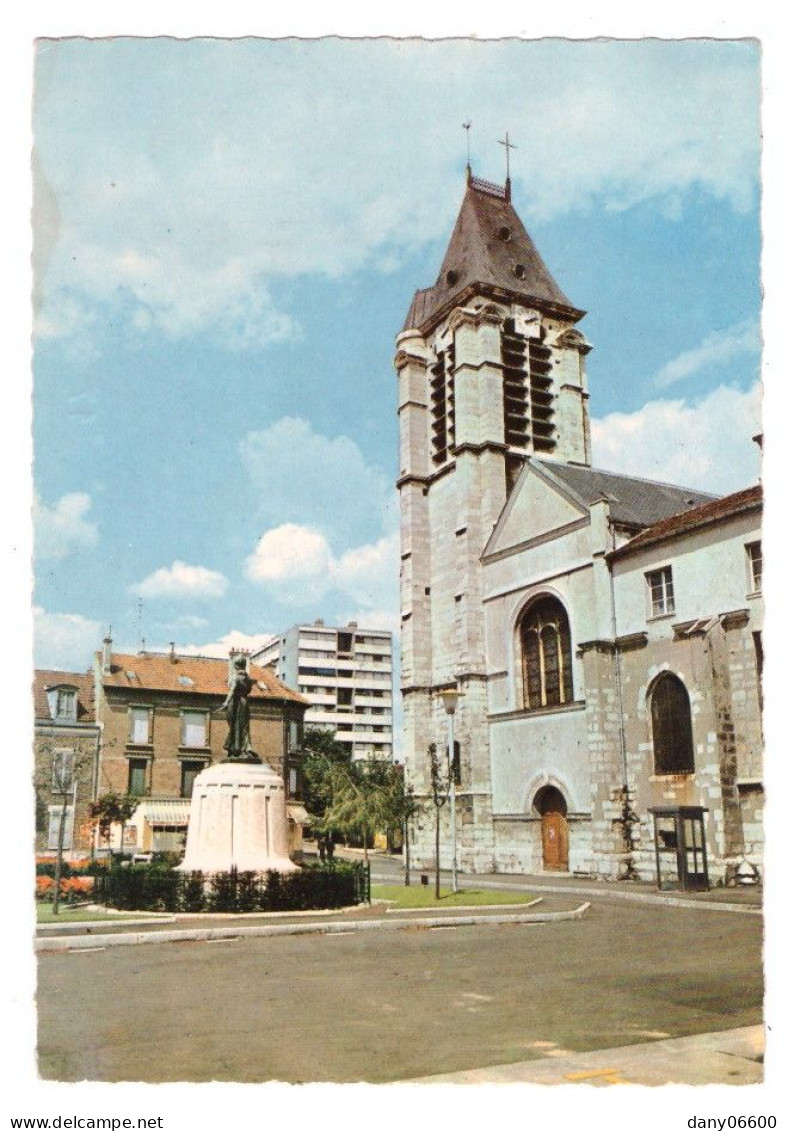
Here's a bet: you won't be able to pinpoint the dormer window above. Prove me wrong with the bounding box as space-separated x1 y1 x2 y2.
47 686 77 722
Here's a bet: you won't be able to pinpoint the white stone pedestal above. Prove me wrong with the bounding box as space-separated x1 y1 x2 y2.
178 760 299 874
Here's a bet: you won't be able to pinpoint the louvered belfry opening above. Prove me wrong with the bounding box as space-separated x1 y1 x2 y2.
501 319 529 448
430 343 455 465
528 337 556 453
501 318 556 454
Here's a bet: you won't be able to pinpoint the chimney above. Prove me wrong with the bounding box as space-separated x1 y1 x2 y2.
169 641 176 663
102 634 112 675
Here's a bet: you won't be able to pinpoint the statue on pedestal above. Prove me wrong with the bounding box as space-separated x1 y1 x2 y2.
219 656 260 762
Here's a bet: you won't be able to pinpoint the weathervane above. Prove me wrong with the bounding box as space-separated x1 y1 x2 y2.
462 121 472 172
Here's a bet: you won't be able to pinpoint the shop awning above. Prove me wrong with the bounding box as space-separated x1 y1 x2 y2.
133 799 191 827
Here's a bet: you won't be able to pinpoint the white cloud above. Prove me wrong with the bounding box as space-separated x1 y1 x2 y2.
33 39 759 349
653 319 761 390
34 606 101 671
130 559 229 600
244 524 334 604
34 492 99 561
174 630 275 659
245 524 399 618
333 535 399 612
241 417 396 546
591 382 762 495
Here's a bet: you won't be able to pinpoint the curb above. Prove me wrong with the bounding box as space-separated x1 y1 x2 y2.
370 876 761 916
386 897 544 915
37 916 177 933
36 901 590 952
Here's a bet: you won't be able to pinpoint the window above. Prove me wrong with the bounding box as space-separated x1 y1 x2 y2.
746 541 762 594
287 719 301 751
129 706 152 745
180 710 208 748
47 805 74 851
128 759 148 797
46 686 77 721
51 748 75 793
651 673 694 775
646 566 675 617
520 596 574 711
288 767 298 795
180 761 203 799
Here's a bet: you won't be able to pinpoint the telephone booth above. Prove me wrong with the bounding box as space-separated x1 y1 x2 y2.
650 806 709 892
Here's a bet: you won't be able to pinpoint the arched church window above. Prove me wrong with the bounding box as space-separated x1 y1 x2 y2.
520 596 574 710
651 673 694 775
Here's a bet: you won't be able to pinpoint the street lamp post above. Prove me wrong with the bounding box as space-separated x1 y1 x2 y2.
438 686 463 894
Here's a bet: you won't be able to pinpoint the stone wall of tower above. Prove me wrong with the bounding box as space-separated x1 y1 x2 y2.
397 294 591 873
547 324 592 466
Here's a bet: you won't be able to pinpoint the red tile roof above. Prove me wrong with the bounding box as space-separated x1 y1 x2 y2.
97 650 307 704
34 669 96 723
609 484 762 561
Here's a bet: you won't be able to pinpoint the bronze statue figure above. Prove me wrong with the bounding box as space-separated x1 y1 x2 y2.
220 656 259 762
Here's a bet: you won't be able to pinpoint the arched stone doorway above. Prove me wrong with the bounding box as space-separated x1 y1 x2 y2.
533 785 568 872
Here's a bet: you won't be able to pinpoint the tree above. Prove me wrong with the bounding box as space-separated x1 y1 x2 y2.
35 741 96 916
301 728 352 856
301 730 418 867
88 793 138 860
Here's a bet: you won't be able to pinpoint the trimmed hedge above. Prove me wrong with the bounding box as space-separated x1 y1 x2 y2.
36 859 108 879
93 861 370 913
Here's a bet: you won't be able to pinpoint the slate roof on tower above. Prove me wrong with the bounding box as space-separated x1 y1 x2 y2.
403 173 585 333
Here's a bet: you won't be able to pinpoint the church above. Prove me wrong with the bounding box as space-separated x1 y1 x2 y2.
396 168 763 887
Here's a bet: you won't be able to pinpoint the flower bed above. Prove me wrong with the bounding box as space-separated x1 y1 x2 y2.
35 875 95 902
93 861 370 914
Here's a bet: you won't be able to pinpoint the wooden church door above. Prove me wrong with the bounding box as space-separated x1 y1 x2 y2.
541 810 569 871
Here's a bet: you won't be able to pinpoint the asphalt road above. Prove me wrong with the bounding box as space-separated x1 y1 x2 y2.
37 900 762 1083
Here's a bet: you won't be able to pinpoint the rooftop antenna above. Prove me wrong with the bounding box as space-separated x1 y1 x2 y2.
498 130 517 200
462 121 472 177
137 597 144 653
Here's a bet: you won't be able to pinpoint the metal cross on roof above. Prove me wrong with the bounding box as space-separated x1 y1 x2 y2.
498 130 517 180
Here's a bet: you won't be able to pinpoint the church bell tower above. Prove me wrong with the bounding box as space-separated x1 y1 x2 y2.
396 168 592 870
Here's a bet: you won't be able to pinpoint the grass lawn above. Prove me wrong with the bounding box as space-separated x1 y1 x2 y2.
35 904 164 924
371 884 535 910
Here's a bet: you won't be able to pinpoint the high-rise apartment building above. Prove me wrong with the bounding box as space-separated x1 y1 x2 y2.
253 621 394 761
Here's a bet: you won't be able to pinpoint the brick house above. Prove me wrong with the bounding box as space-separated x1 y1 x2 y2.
93 641 309 855
33 669 100 857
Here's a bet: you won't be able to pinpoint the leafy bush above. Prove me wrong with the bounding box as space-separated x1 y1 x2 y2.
36 857 108 878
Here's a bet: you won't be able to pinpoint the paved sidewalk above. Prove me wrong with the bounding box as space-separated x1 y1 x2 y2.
366 857 762 914
413 1025 764 1086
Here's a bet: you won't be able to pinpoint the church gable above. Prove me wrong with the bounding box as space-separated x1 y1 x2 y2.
483 462 587 559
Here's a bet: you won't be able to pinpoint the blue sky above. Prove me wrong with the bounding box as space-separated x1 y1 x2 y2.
32 37 763 675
